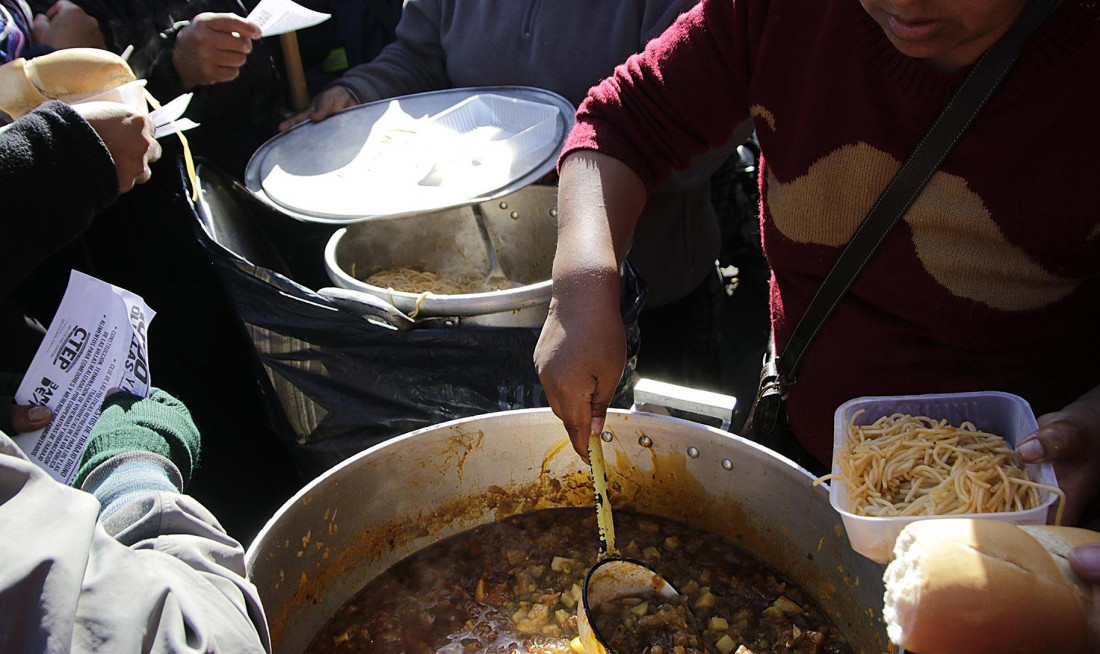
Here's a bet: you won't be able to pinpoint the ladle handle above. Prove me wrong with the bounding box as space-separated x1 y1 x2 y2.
589 431 617 558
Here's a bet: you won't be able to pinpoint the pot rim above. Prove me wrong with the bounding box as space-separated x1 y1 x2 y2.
324 227 553 317
245 407 810 565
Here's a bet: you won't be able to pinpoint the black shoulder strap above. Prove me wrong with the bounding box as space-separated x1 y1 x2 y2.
775 0 1062 387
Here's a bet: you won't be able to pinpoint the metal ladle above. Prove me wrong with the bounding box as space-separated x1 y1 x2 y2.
470 204 513 290
575 431 689 654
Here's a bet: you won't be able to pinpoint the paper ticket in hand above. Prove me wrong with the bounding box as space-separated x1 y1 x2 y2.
13 271 155 484
247 0 330 37
149 92 199 138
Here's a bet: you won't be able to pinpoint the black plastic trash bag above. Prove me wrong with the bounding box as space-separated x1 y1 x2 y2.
187 160 644 478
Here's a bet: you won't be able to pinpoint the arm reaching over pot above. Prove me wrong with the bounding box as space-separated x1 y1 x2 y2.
534 151 646 462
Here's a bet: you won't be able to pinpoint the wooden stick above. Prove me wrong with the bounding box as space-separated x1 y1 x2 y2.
279 31 309 112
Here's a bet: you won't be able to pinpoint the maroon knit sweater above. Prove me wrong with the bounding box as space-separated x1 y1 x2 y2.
562 0 1100 464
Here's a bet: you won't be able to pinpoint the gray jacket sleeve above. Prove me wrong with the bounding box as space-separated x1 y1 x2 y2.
0 431 270 653
333 0 700 105
332 0 448 103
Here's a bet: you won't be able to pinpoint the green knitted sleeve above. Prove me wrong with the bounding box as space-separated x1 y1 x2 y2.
72 388 202 489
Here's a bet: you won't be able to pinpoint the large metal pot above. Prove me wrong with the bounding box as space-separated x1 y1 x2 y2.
245 408 890 653
324 184 557 328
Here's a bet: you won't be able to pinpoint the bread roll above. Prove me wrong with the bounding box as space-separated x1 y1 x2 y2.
0 48 135 119
883 518 1100 654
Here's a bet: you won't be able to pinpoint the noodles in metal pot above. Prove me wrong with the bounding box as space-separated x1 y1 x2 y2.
814 411 1064 524
362 267 488 294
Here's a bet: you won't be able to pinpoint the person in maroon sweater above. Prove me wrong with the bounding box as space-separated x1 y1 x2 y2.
534 0 1100 528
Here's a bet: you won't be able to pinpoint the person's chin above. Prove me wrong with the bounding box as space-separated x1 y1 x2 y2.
886 37 947 61
879 25 958 63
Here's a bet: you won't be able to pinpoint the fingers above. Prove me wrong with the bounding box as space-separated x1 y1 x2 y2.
558 385 614 464
312 87 357 120
278 110 310 132
206 29 254 56
45 0 85 18
135 116 160 188
561 393 595 464
11 404 52 433
77 102 160 193
196 12 262 40
537 358 595 464
33 0 104 50
1017 412 1100 525
1018 415 1087 464
278 88 356 132
137 115 161 184
117 115 158 192
536 349 620 464
1070 544 1100 583
174 14 257 88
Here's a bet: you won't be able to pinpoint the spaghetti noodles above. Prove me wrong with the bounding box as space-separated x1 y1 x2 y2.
814 411 1064 525
362 267 487 294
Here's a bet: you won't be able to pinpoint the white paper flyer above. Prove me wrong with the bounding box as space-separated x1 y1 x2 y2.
13 271 155 484
247 0 330 37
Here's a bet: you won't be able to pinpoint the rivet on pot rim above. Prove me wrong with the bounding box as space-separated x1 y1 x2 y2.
638 434 653 448
510 211 519 220
549 208 558 218
601 430 613 443
499 201 509 209
687 446 700 459
722 459 734 470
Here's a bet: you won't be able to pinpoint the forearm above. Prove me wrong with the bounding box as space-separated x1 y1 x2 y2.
554 150 647 280
0 101 116 298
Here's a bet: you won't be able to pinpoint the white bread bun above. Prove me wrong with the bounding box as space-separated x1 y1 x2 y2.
0 48 135 119
883 518 1100 654
0 59 48 119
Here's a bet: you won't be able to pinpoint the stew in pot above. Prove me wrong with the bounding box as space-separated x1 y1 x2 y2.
306 507 852 654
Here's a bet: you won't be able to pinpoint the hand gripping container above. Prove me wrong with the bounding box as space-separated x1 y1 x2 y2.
827 391 1060 563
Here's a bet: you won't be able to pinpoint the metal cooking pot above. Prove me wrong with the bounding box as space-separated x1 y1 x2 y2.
324 184 557 328
245 408 890 654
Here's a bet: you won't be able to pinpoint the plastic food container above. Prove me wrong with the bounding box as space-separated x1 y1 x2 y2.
827 391 1060 563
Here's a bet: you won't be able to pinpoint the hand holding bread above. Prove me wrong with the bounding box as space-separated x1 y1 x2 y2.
883 518 1100 653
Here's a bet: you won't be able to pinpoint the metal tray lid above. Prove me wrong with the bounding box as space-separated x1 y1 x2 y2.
244 86 575 224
